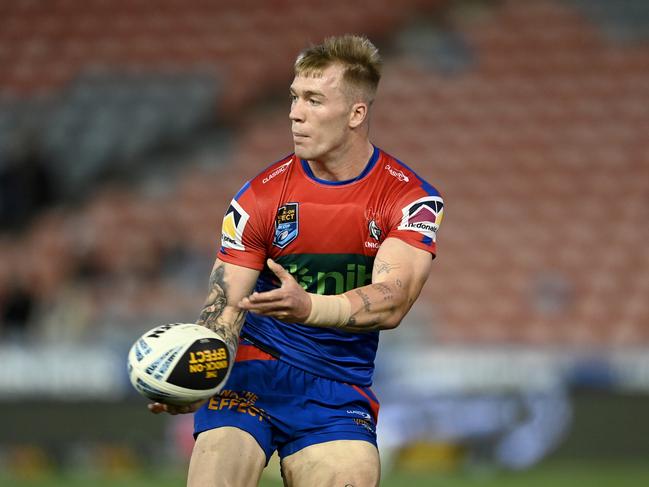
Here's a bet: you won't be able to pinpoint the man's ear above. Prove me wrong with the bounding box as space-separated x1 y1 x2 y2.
349 102 369 129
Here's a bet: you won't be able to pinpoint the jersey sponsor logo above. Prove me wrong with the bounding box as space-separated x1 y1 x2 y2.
286 262 373 294
221 199 250 250
262 160 292 184
398 196 444 240
276 254 374 294
273 203 299 248
385 164 410 182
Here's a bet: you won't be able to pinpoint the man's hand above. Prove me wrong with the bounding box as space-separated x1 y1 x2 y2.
238 259 312 322
148 399 207 415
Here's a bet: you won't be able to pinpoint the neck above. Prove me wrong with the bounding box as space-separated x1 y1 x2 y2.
306 139 374 182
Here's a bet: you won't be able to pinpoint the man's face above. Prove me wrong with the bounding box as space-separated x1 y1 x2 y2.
289 63 355 161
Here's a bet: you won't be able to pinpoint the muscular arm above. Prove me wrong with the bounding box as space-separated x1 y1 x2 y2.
148 258 259 414
239 238 433 332
196 258 260 357
341 237 432 332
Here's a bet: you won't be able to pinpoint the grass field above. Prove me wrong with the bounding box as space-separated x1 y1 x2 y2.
3 462 649 487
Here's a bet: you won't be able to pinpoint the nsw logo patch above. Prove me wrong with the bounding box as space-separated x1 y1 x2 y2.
273 203 299 249
398 196 444 241
221 199 249 250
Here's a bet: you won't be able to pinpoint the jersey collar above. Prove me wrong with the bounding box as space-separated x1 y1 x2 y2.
300 146 379 186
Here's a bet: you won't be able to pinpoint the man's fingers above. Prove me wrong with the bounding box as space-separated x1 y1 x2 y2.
239 289 286 310
147 399 207 415
247 289 283 303
240 299 289 315
148 402 167 414
267 258 292 282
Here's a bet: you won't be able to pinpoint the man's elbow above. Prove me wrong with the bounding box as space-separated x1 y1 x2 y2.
380 307 407 330
380 288 416 330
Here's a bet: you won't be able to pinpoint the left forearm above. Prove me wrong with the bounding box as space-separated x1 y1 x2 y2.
340 281 409 332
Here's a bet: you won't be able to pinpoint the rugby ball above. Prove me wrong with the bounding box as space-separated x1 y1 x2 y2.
127 323 231 405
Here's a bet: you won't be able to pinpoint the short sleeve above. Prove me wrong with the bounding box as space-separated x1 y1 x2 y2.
385 186 444 257
217 181 269 270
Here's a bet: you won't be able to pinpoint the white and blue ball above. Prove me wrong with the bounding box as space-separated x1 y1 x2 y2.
127 323 231 405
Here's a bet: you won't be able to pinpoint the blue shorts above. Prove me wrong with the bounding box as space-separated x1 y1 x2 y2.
193 341 380 463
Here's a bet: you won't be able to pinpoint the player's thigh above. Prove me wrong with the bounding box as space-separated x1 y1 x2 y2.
188 426 266 487
281 440 380 487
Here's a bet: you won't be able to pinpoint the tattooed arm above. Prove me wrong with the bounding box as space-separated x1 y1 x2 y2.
239 238 433 333
341 237 433 332
148 259 260 415
197 259 261 358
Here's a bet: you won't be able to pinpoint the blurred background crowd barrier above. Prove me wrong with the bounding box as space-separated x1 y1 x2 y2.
0 0 648 484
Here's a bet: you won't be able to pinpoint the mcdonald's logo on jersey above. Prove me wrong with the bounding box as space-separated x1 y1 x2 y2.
398 196 444 241
221 199 250 251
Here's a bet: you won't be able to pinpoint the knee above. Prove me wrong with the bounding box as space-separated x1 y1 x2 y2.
344 458 380 487
283 455 380 487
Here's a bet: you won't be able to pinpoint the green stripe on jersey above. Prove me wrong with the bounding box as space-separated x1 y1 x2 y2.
275 254 375 295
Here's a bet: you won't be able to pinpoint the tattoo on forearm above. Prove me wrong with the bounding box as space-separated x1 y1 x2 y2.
372 282 393 301
355 289 371 313
198 266 227 328
197 265 240 355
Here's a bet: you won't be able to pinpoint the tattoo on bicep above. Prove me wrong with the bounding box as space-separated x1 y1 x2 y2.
374 257 397 275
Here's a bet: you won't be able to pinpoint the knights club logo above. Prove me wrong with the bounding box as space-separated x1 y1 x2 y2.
368 220 382 241
397 196 444 241
273 203 299 248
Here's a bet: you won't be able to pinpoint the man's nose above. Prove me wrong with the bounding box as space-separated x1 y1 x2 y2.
289 100 304 122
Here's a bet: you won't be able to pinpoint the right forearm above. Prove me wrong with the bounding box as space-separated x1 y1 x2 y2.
196 263 246 358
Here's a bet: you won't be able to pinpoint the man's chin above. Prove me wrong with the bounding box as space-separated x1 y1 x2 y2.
293 147 311 160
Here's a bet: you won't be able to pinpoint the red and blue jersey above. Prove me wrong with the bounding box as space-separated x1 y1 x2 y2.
217 146 443 386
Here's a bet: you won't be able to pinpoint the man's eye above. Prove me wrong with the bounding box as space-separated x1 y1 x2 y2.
309 99 320 106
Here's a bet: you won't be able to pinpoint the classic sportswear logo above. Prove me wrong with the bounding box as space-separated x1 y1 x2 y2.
385 164 409 182
262 160 292 184
221 199 250 250
398 196 444 241
347 409 372 420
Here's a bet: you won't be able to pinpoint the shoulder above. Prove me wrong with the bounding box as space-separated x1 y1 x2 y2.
375 149 445 249
247 153 296 191
376 149 443 200
228 154 295 208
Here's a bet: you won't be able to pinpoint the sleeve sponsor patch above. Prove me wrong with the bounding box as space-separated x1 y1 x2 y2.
221 199 250 251
397 196 444 241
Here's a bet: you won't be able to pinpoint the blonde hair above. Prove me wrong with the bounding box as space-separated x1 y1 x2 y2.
295 34 382 103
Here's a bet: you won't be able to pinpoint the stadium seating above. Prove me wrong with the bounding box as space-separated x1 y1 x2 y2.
1 0 648 347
